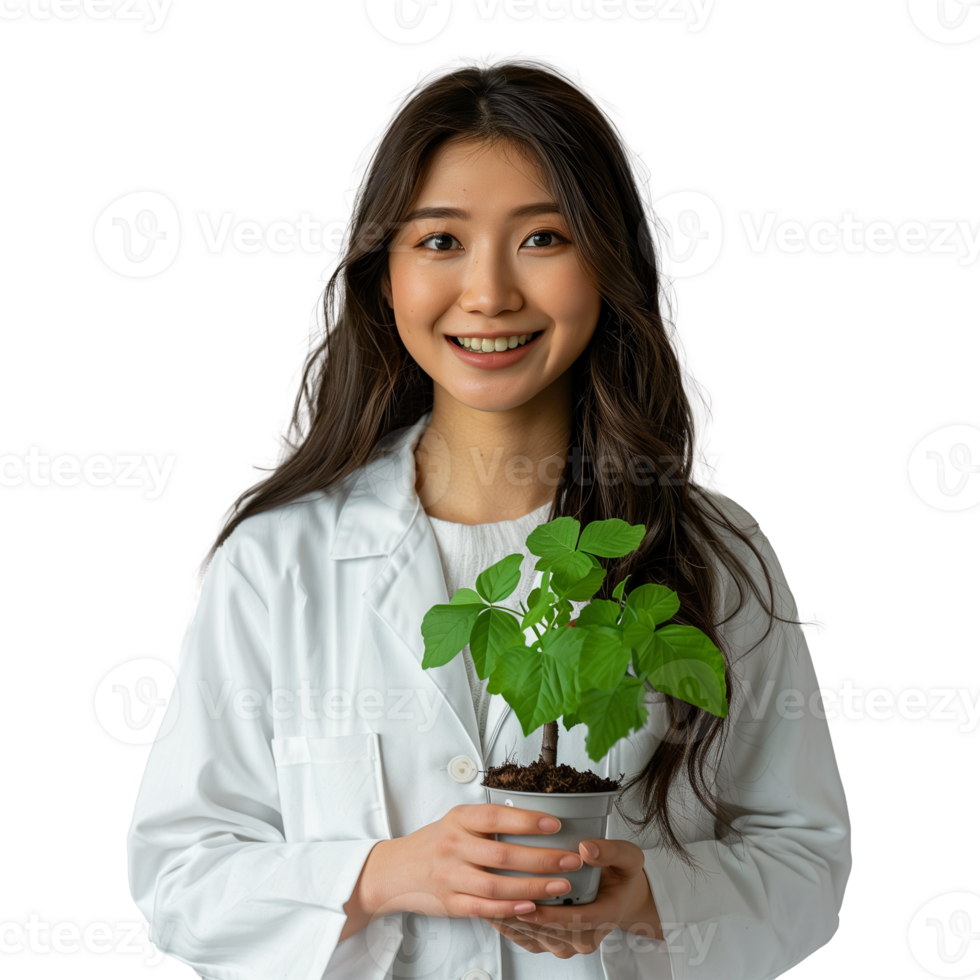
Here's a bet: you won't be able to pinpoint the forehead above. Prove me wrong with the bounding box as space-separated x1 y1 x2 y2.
413 138 555 210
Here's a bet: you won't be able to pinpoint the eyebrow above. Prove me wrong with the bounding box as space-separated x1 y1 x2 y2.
401 202 563 223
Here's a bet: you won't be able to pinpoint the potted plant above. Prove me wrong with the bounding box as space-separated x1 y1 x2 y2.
421 517 728 904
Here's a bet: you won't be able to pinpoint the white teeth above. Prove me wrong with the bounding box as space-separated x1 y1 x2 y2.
454 333 536 352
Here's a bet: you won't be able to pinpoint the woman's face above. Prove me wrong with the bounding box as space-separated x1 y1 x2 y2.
386 139 603 413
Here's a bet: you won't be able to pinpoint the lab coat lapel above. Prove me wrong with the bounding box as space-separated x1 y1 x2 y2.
483 691 513 759
331 415 484 761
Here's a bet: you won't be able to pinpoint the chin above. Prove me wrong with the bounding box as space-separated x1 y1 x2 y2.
445 384 539 414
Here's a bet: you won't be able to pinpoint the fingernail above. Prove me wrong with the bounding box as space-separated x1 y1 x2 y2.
559 854 583 871
580 841 599 859
514 901 536 914
546 879 571 896
538 816 561 833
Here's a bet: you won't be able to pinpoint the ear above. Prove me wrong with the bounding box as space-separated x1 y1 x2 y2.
381 272 393 309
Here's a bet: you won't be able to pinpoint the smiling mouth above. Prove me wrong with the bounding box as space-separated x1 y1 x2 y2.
449 331 543 352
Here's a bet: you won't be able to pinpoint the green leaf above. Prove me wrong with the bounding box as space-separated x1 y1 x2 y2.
469 607 523 678
633 624 728 718
554 598 574 628
485 635 532 695
526 517 580 562
611 574 631 602
544 549 594 583
577 599 621 628
624 583 680 627
577 519 645 558
578 626 632 691
475 553 524 603
420 603 483 669
489 632 581 736
555 563 607 602
562 709 584 731
450 587 483 606
578 674 649 762
541 621 586 670
520 571 553 630
621 616 656 649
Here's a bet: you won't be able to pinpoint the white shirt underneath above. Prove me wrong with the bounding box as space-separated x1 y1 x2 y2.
426 500 553 748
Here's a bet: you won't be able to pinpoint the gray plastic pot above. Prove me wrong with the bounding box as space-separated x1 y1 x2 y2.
485 786 618 905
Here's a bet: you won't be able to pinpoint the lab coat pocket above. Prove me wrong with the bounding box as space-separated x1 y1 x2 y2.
271 732 392 843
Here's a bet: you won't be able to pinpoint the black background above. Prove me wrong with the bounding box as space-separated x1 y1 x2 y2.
0 0 980 977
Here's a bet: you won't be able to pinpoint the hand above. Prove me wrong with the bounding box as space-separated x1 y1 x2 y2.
487 838 663 958
340 804 585 941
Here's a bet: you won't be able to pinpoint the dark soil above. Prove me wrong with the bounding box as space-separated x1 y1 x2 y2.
483 759 621 794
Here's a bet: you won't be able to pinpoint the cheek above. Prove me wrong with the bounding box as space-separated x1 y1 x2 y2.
530 260 601 332
388 256 455 333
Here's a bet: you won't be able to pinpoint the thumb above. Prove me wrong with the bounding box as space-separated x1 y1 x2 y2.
578 838 644 873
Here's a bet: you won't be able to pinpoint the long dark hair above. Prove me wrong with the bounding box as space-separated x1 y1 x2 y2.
204 59 806 863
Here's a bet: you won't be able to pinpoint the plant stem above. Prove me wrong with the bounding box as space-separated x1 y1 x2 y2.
540 721 559 767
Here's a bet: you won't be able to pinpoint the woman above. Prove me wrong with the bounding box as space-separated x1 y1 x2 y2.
127 61 850 979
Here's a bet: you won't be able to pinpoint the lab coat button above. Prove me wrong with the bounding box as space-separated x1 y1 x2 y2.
448 755 479 783
462 970 492 980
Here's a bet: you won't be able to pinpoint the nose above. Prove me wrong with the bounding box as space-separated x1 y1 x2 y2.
458 246 523 318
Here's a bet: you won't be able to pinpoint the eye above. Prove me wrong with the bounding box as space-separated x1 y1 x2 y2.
522 230 566 248
420 233 461 252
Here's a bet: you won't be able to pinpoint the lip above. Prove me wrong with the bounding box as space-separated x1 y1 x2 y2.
445 331 543 369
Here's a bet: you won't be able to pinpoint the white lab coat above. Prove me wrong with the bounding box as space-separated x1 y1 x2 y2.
127 412 851 980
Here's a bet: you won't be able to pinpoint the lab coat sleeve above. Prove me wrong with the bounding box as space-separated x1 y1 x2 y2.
126 543 382 980
609 525 851 980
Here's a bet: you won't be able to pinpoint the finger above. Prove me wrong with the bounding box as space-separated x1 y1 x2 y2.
460 869 572 904
578 838 645 872
515 894 619 931
497 915 600 958
466 837 584 874
453 803 563 837
489 920 547 953
496 919 579 957
526 928 578 957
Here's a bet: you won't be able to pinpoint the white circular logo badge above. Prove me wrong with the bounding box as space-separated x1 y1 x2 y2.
365 0 452 43
909 424 980 511
94 658 179 745
652 191 723 278
94 191 180 278
909 0 980 43
909 892 980 978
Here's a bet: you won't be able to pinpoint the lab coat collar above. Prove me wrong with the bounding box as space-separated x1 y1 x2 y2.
328 412 489 760
328 412 432 560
